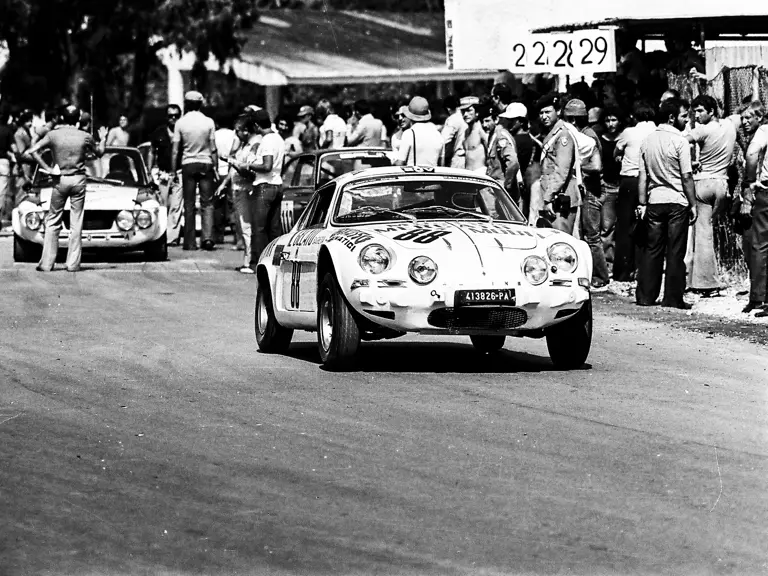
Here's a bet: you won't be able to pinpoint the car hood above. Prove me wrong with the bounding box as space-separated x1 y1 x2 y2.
38 184 142 210
362 220 540 252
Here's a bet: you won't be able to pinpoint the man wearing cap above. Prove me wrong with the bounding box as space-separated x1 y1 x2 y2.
460 96 487 174
536 93 580 234
440 95 466 169
481 106 520 201
346 100 384 148
171 90 219 251
294 105 319 152
501 102 540 219
395 97 444 167
563 98 610 289
24 106 108 271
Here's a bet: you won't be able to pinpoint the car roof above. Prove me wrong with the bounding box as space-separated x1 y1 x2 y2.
300 147 391 159
333 166 499 186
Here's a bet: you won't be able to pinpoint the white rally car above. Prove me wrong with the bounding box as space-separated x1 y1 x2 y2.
255 167 593 370
12 147 167 262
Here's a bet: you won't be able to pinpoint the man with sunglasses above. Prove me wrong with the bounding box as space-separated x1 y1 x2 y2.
148 104 183 245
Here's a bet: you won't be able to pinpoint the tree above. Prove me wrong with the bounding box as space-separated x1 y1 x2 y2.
0 0 254 121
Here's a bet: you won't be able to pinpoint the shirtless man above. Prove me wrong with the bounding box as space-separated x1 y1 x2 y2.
460 97 487 174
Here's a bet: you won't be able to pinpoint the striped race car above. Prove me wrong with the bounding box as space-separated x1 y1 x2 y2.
255 166 594 370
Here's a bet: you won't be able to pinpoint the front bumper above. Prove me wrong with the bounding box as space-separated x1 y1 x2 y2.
349 277 590 335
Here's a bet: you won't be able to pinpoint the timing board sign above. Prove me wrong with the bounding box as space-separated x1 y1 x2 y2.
444 0 616 75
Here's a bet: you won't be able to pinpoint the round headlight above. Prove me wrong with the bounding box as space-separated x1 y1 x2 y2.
116 210 135 231
408 256 438 285
359 244 392 275
135 210 152 229
547 242 578 274
24 212 42 231
523 255 548 285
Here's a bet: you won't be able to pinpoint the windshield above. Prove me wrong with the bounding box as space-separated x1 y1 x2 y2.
334 178 526 224
318 151 392 185
33 149 149 187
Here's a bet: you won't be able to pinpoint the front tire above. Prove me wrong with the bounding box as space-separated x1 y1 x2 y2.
255 279 293 353
470 335 506 353
546 299 593 369
144 232 168 261
13 234 42 263
317 272 360 370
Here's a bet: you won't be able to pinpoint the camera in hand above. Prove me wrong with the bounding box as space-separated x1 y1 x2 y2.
553 194 571 214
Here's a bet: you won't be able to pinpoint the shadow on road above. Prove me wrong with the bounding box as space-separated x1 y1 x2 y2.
281 341 592 374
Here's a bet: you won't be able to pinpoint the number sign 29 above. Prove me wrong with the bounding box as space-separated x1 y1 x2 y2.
509 30 615 74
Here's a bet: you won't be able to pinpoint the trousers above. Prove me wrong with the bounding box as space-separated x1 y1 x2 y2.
248 183 283 268
580 184 610 284
232 186 253 268
39 174 87 271
636 203 690 306
686 178 727 289
0 159 11 223
159 175 183 244
748 189 768 302
614 176 640 281
181 162 215 248
601 182 619 263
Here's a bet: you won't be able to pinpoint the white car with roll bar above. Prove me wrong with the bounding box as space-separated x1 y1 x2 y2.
12 146 167 262
254 166 594 370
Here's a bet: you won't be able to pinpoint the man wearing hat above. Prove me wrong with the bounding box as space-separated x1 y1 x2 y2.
536 93 580 234
440 95 466 168
395 97 445 167
564 98 610 289
501 102 539 218
171 90 219 251
460 96 487 174
293 105 319 152
481 106 520 201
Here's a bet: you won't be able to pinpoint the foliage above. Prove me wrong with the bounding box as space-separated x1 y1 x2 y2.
0 0 255 120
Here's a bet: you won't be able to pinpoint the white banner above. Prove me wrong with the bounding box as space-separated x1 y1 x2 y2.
444 0 616 75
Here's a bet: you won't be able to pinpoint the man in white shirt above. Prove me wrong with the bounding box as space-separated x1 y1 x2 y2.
394 97 444 168
316 99 347 149
440 95 466 169
242 109 285 269
171 91 219 251
613 100 656 281
743 106 768 315
346 100 384 148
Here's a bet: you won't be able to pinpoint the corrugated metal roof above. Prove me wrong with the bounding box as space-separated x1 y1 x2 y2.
237 10 496 84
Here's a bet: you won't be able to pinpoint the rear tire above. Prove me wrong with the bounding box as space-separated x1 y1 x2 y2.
546 299 592 369
255 279 293 353
470 335 506 353
317 272 360 370
13 234 42 263
144 232 168 261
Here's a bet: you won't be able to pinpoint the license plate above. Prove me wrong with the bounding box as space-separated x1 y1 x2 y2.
455 289 516 305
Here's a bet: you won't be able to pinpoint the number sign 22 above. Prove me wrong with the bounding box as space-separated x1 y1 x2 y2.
510 30 615 74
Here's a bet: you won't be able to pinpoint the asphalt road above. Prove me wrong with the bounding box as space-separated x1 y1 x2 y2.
1 238 767 576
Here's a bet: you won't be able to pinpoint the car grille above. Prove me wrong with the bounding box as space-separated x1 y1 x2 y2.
63 210 118 231
427 307 528 332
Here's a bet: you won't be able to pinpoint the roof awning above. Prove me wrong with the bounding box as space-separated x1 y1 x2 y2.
160 10 497 86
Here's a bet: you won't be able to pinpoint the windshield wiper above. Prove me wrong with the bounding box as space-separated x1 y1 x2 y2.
336 206 416 222
401 205 493 222
87 176 124 186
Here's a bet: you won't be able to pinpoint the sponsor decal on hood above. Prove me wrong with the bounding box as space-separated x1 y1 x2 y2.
368 221 540 250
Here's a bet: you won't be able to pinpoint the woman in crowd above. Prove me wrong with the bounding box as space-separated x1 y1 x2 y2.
216 115 260 274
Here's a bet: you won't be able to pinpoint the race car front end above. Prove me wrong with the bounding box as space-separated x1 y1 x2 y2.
342 234 592 337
